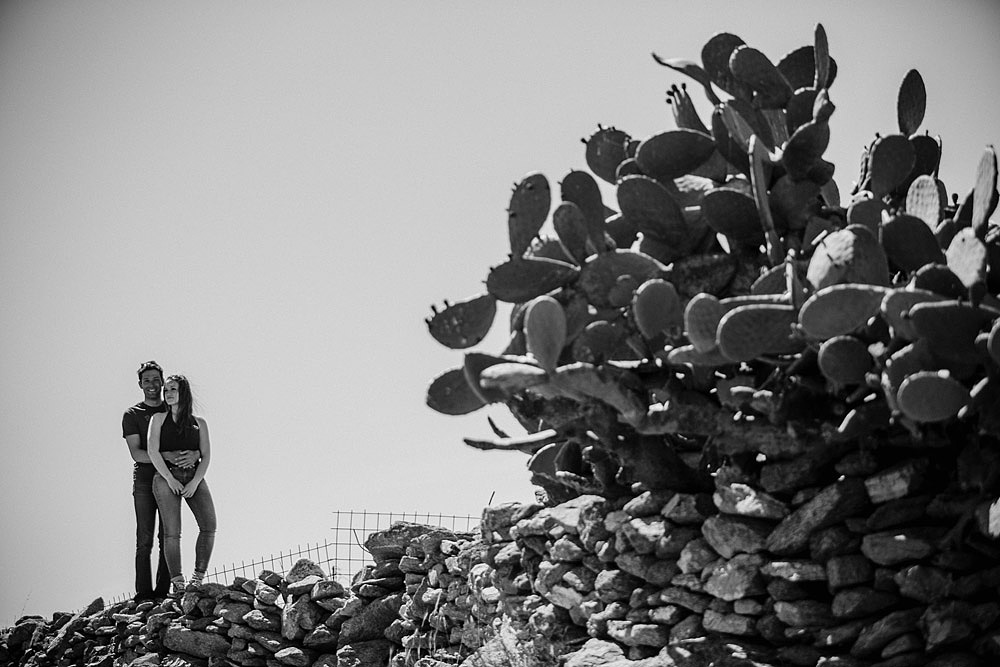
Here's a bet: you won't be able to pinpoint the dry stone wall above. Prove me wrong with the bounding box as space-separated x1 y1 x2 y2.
4 432 1000 667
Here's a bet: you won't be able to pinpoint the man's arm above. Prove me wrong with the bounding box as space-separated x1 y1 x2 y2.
124 433 195 466
125 434 152 464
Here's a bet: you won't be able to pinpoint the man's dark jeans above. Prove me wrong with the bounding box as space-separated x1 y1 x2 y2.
134 464 170 598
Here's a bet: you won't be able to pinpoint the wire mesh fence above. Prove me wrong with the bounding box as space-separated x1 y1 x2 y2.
327 509 480 584
103 509 480 607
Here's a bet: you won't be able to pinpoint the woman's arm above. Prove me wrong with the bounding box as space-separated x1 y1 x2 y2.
181 417 211 498
148 414 183 493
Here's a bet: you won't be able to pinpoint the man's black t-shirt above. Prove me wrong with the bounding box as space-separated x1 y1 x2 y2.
122 402 167 476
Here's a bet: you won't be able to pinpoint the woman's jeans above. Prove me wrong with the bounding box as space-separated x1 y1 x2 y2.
133 464 170 597
152 465 217 578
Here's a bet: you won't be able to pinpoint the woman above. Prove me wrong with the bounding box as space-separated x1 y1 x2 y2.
148 374 217 594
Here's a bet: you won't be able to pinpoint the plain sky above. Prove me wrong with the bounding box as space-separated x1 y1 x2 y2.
1 1 998 626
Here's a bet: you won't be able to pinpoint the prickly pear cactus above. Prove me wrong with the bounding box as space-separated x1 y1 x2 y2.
425 24 1000 504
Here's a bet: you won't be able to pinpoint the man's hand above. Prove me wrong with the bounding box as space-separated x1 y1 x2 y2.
165 450 200 468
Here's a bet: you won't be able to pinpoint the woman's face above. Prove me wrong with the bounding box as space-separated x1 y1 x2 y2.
164 380 180 406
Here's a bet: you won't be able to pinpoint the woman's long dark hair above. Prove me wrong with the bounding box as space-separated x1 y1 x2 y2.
167 374 197 433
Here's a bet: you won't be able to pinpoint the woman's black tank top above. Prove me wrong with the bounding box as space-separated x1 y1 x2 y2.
159 412 200 452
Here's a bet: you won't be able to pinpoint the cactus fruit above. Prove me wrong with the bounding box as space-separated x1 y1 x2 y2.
425 294 498 350
635 129 716 182
524 296 568 372
633 278 682 339
585 126 631 184
897 69 926 137
508 173 551 257
818 335 873 385
486 256 579 303
897 370 970 423
426 367 486 415
806 225 891 290
717 303 801 361
880 213 945 273
798 283 888 340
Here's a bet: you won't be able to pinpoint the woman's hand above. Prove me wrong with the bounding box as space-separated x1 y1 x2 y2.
167 476 185 495
180 480 200 498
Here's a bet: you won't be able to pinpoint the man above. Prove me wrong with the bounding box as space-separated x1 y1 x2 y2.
122 360 198 601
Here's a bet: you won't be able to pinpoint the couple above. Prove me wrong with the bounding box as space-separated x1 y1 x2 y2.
122 360 216 599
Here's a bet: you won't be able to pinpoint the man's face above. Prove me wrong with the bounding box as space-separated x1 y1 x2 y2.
139 370 163 401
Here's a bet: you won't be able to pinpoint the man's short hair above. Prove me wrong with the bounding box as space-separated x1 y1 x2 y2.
137 360 164 381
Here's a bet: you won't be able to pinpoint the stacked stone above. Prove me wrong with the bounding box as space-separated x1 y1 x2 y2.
0 598 119 667
469 431 1000 666
388 524 478 665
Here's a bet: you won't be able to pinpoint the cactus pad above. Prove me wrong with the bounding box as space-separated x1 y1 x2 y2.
479 362 550 394
701 32 753 100
806 225 891 290
717 304 801 361
880 288 947 340
553 202 590 265
909 300 997 363
818 335 873 385
427 367 486 415
426 293 498 349
880 213 945 273
799 283 888 339
702 187 762 243
486 256 579 303
633 279 682 339
635 129 716 183
572 320 624 365
905 175 945 230
972 146 998 236
776 45 837 92
585 126 632 184
685 293 725 353
525 296 568 372
561 170 608 253
868 134 916 197
579 249 667 308
508 173 551 257
896 69 926 137
897 370 970 423
728 45 792 109
945 228 988 289
616 175 690 253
